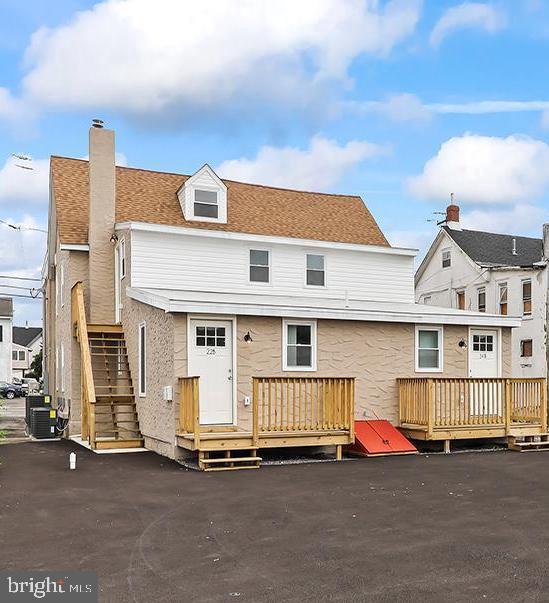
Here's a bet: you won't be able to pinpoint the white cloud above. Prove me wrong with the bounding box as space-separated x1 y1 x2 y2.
461 204 545 235
541 110 549 130
407 134 549 204
355 93 432 122
428 99 549 114
0 156 50 205
18 0 421 117
217 135 387 190
430 3 505 47
386 229 431 250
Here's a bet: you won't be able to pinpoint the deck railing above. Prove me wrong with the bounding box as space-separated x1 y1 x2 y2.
178 376 200 448
71 282 97 446
252 377 355 445
398 377 547 435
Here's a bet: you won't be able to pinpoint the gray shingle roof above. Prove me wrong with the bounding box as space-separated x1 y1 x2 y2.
443 226 543 267
13 326 42 348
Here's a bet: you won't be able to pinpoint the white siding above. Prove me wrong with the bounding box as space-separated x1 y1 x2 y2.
131 230 415 304
0 317 12 382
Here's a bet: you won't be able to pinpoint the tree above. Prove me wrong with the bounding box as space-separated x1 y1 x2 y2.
26 348 43 380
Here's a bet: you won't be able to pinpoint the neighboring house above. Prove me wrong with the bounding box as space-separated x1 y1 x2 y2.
12 326 42 379
0 298 13 382
416 204 547 378
44 125 542 468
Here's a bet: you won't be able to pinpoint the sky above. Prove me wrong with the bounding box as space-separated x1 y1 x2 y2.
1 0 549 326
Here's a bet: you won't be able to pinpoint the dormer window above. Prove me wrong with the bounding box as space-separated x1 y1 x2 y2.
177 164 228 224
194 189 219 219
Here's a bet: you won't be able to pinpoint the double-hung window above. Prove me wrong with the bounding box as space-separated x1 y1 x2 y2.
249 250 270 283
498 283 508 315
138 322 146 397
442 249 451 268
415 327 443 372
193 189 218 219
283 320 316 371
522 280 532 316
306 254 325 287
12 351 17 361
18 350 25 361
478 287 486 312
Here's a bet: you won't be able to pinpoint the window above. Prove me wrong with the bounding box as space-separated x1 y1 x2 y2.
0 325 2 342
478 287 486 312
306 254 325 287
138 322 146 396
195 325 226 348
60 265 64 307
442 249 451 268
423 296 431 305
61 345 65 392
119 238 126 279
249 250 270 283
456 290 465 310
12 351 17 361
498 283 508 315
472 334 494 352
18 350 25 361
193 189 218 219
521 339 533 358
522 280 532 316
416 327 443 372
283 320 316 371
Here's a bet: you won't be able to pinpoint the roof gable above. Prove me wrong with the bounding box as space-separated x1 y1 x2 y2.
50 157 389 247
13 326 42 347
443 227 543 267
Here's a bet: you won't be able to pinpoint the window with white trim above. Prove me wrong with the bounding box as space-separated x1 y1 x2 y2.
415 327 443 372
18 350 25 361
119 238 126 279
138 322 146 396
12 351 17 361
441 249 451 268
521 339 533 358
498 282 508 315
193 189 218 219
249 249 270 283
283 320 316 371
477 287 486 312
306 254 325 287
522 279 532 316
0 325 3 342
456 290 465 310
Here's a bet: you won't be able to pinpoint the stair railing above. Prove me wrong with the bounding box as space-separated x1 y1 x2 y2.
71 282 97 448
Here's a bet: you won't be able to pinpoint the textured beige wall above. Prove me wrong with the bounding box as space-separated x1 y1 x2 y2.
235 317 513 428
89 127 116 324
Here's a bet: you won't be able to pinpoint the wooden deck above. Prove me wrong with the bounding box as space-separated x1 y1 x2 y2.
177 376 355 470
398 377 547 446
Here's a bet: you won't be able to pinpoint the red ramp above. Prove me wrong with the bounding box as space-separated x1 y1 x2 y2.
347 420 418 457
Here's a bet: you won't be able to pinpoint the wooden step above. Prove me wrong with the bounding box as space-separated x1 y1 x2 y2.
94 438 144 450
87 324 123 333
507 434 549 452
201 455 262 464
204 465 260 472
198 448 261 471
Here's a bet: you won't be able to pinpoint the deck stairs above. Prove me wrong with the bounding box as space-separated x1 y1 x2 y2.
87 324 143 450
507 434 549 452
198 447 262 471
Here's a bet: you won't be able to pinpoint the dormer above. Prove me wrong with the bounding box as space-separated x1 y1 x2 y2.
177 164 227 224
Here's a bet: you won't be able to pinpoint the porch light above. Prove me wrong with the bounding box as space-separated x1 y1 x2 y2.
244 331 253 343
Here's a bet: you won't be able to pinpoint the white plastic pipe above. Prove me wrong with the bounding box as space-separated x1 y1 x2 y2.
69 452 77 470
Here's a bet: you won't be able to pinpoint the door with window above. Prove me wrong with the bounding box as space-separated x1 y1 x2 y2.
189 320 233 425
469 329 501 417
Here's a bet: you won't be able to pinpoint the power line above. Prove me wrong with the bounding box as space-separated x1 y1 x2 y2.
0 284 38 291
0 293 43 299
0 275 42 282
0 219 47 234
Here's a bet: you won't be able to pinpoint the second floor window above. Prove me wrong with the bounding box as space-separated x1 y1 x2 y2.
478 287 486 312
249 250 270 283
306 254 325 286
456 290 465 310
193 189 218 219
442 249 451 268
498 283 508 315
522 280 532 316
521 339 533 357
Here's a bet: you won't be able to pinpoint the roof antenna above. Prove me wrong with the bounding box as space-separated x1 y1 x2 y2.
91 118 104 129
512 238 517 255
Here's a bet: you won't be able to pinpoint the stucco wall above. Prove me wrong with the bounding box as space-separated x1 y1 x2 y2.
235 318 513 429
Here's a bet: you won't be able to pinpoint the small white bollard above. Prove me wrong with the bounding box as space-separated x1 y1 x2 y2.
69 452 77 470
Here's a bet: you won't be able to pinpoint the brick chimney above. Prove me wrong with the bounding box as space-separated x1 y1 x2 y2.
445 203 461 230
88 124 116 323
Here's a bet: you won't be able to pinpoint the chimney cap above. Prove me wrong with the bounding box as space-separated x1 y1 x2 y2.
91 118 104 129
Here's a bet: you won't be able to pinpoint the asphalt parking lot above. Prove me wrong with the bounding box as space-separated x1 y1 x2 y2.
2 440 549 602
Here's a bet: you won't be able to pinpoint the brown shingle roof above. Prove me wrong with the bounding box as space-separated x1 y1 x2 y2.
50 156 389 247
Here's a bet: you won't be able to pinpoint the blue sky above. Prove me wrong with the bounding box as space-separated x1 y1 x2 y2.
1 0 549 326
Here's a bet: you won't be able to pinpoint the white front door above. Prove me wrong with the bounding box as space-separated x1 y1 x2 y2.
469 329 499 377
189 319 233 425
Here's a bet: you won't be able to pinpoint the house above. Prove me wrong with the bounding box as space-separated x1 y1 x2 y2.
416 204 547 378
0 298 13 382
43 125 545 469
12 326 42 380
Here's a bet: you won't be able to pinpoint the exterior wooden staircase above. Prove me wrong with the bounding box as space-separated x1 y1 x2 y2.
198 448 262 471
72 283 143 450
507 434 549 452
